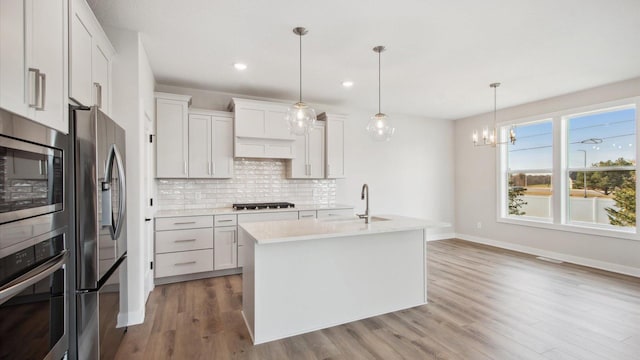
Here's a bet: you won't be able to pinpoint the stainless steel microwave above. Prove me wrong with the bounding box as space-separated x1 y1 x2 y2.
0 121 64 225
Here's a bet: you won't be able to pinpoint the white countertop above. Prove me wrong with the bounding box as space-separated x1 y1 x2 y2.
154 204 354 218
240 215 451 245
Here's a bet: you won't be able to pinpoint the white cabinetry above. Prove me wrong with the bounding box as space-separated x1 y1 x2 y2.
188 109 234 179
231 98 295 159
287 121 325 179
0 0 68 133
214 226 237 270
155 92 192 178
154 216 215 279
317 208 354 218
69 0 114 115
319 113 346 178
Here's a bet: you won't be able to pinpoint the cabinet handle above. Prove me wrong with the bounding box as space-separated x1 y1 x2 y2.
327 164 331 175
28 68 40 108
173 221 196 225
36 72 46 110
174 239 196 243
174 261 196 266
94 82 102 108
218 219 233 223
212 162 216 175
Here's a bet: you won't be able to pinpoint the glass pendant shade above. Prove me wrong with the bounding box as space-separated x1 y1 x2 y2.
286 101 316 136
366 113 395 141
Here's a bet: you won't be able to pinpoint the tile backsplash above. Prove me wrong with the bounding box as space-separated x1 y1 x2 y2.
156 158 336 210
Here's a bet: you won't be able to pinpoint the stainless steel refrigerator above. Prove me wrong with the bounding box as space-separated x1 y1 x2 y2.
69 105 128 360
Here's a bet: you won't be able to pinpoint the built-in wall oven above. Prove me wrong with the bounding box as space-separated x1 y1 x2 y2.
0 108 70 360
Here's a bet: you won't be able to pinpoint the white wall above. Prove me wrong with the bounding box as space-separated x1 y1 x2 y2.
455 77 640 276
155 84 456 238
106 27 156 326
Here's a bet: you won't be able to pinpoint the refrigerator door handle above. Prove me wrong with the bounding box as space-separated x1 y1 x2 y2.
77 253 127 293
101 144 127 240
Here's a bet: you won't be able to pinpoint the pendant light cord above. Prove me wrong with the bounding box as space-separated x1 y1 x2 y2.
493 85 497 127
299 33 303 103
378 49 381 114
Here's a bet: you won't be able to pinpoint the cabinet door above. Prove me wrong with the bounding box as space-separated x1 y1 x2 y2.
188 114 211 178
326 116 346 178
92 42 110 114
288 132 307 178
156 98 189 178
211 116 233 178
0 0 28 117
307 122 325 178
214 226 237 270
30 0 67 133
69 3 93 107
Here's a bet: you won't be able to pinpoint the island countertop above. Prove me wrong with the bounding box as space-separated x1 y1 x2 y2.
239 215 450 245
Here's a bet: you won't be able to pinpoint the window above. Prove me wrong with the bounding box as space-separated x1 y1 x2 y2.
504 120 553 221
566 105 636 229
498 98 639 237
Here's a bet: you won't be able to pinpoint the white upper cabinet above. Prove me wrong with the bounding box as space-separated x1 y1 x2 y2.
319 113 346 178
231 98 295 159
287 121 325 179
69 0 114 115
188 109 234 179
155 92 191 178
0 0 68 133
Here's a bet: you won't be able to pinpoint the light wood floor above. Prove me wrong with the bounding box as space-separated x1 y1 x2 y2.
115 239 640 360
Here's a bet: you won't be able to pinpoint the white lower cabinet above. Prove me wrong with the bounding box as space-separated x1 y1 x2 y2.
317 208 354 218
214 226 237 270
154 216 214 280
156 249 214 278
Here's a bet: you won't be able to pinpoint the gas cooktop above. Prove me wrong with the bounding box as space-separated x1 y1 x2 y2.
232 202 296 210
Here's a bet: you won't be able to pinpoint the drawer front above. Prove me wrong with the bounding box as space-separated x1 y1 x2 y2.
298 210 317 219
214 214 237 227
237 211 299 223
155 249 214 278
317 208 354 218
156 228 214 254
155 216 214 231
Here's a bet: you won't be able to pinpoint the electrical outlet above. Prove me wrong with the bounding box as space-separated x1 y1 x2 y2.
476 221 482 229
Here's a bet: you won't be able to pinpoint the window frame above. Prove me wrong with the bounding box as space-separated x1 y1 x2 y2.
496 97 640 240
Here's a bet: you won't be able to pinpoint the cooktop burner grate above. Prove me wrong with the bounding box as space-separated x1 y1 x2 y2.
232 202 296 210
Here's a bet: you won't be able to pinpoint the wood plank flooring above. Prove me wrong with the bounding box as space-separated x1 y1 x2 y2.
115 239 640 360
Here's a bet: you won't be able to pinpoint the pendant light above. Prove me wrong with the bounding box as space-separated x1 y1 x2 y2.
366 46 395 141
472 82 516 147
286 27 316 136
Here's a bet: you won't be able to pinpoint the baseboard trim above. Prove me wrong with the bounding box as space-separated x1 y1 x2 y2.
427 233 456 242
455 233 640 278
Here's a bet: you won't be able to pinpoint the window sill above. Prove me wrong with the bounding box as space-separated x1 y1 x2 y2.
497 216 640 241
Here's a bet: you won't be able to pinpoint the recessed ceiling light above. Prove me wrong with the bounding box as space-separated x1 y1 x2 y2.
234 63 247 71
341 80 354 88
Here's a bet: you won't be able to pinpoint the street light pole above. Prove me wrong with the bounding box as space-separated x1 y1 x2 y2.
577 150 587 198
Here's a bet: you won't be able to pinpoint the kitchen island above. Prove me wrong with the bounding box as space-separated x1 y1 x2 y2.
239 215 448 344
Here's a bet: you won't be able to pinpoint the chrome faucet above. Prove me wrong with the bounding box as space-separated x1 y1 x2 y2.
357 183 370 224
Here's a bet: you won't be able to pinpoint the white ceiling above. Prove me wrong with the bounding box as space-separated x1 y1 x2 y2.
90 0 640 120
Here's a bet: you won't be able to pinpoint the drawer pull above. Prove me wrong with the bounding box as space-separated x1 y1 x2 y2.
217 219 234 223
174 221 197 225
301 215 314 218
328 213 339 216
174 239 196 243
175 261 197 266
